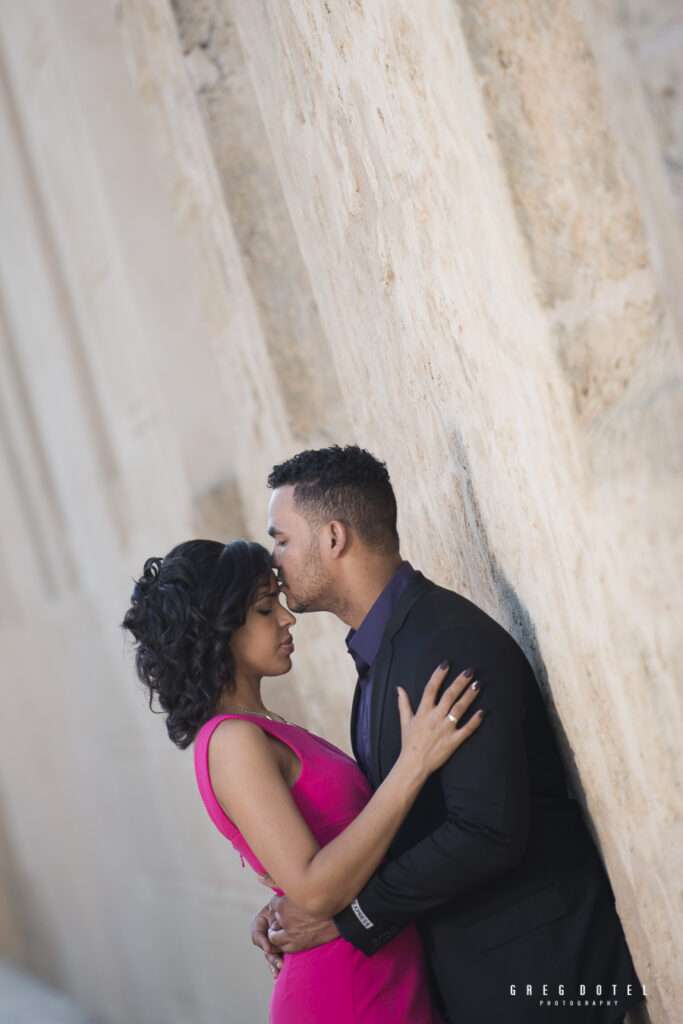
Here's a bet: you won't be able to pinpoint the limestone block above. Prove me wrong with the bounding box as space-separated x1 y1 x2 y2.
615 0 683 225
459 0 649 306
172 0 350 444
579 0 683 359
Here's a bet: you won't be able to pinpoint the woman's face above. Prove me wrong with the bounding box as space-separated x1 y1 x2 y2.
229 571 296 681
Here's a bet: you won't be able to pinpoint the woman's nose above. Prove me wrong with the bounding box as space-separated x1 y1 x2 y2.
279 606 295 626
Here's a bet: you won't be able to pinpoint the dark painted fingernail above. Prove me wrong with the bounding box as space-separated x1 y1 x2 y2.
463 667 475 679
477 709 487 718
439 660 449 670
471 680 480 690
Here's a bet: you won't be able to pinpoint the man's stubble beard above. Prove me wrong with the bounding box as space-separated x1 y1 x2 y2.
284 538 349 619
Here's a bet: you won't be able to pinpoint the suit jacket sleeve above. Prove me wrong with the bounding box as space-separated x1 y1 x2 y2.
334 624 531 954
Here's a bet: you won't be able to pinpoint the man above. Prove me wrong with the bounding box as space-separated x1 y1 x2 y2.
253 445 643 1023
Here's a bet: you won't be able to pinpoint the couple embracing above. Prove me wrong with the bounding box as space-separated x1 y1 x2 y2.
123 445 643 1023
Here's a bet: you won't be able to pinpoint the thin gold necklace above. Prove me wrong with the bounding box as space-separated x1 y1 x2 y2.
222 702 290 725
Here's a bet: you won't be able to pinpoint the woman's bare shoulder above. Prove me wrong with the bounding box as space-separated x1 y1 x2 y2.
208 717 272 753
208 718 278 781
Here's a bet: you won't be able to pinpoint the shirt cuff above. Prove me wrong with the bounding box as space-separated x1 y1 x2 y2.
333 898 401 955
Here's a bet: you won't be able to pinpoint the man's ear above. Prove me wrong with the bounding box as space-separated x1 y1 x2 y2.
328 520 348 559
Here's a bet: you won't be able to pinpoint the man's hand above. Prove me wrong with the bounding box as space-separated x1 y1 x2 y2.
252 872 340 967
267 893 340 952
250 893 340 979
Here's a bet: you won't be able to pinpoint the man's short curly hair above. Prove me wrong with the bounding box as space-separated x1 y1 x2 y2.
267 445 399 555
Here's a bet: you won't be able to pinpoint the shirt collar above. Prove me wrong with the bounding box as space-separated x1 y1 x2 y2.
345 561 415 676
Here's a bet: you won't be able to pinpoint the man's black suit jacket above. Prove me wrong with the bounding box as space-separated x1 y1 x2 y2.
334 572 643 1024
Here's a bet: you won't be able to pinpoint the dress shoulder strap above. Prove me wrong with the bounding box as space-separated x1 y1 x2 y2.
193 714 308 840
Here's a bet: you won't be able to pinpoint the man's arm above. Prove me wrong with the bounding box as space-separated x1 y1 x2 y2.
251 890 340 962
334 625 531 954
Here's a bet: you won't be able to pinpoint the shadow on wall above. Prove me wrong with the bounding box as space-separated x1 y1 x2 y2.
447 429 594 838
0 786 80 994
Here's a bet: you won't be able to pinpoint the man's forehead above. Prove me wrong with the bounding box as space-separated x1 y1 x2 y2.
269 485 295 512
268 485 298 528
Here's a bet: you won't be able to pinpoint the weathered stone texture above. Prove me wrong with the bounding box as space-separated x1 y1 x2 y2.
460 1 649 306
169 0 349 444
580 0 683 362
0 0 680 1022
616 0 683 225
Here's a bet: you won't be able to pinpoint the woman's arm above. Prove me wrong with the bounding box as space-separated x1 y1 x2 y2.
208 664 484 919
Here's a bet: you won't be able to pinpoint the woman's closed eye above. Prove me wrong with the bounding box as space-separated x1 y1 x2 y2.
255 593 278 615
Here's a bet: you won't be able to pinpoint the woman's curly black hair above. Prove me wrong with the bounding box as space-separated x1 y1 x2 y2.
121 539 272 749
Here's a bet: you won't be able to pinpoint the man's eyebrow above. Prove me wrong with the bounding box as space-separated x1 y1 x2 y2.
268 526 281 538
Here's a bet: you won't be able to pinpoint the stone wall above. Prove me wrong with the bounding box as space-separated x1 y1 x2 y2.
0 0 680 1021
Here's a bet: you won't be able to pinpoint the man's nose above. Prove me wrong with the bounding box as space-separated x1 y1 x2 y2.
270 547 281 568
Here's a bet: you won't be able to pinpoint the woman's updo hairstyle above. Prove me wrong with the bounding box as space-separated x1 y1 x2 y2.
121 539 272 749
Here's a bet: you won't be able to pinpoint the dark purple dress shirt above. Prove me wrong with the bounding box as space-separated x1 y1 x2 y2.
346 561 415 785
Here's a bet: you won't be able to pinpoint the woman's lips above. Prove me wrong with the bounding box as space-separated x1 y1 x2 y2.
280 639 294 653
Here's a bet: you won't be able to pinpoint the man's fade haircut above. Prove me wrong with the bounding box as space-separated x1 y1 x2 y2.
267 445 399 555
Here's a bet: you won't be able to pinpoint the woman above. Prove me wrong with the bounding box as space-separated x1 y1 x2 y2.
122 538 485 1023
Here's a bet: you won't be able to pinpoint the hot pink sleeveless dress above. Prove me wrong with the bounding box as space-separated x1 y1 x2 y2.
194 713 444 1024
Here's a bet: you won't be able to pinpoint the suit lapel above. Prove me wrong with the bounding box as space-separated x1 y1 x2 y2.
349 680 362 763
369 572 434 784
